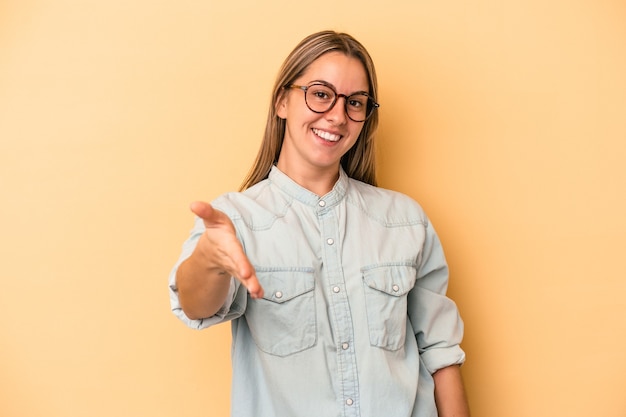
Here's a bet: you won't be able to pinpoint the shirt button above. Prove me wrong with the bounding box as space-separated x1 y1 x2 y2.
274 291 283 299
341 342 349 350
346 398 354 406
318 200 326 207
326 238 334 245
392 284 400 292
332 286 340 293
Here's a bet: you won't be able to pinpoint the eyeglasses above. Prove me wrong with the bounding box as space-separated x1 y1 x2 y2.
285 82 379 122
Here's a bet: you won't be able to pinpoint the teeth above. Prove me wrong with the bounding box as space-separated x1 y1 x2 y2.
313 128 341 142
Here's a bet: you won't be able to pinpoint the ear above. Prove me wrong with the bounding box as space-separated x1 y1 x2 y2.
275 91 288 119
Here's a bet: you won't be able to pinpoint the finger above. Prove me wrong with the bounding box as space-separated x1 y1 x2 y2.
190 202 235 232
229 250 264 299
189 201 219 222
242 273 264 299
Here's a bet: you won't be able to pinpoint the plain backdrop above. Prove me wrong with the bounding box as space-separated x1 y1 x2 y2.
1 1 625 416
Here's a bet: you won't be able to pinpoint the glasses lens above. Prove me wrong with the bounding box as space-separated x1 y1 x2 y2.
346 93 373 122
305 84 336 113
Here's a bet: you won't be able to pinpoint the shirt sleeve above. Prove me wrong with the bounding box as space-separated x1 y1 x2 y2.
408 216 466 374
168 216 247 330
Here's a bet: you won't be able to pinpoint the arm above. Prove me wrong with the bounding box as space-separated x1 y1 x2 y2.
175 201 264 320
407 215 468 414
433 365 470 417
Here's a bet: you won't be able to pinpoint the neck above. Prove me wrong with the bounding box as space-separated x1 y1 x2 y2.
276 159 340 196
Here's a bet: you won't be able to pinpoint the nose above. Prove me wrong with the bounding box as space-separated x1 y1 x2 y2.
325 94 348 124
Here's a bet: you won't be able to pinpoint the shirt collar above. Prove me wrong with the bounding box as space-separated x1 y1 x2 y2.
268 165 349 208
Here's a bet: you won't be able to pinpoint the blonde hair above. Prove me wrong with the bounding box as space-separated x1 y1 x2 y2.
239 30 379 190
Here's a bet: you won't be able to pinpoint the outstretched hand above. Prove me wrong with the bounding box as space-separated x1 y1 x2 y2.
190 201 264 299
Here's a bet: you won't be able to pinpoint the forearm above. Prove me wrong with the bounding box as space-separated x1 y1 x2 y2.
433 365 470 417
175 248 232 320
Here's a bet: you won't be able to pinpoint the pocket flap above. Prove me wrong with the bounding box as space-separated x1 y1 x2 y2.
362 265 416 296
256 269 315 304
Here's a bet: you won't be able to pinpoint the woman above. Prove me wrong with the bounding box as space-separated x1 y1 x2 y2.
169 30 470 417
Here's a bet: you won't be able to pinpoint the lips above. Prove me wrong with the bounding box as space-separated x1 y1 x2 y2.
312 128 341 142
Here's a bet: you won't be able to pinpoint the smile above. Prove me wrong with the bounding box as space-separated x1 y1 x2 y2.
312 128 341 142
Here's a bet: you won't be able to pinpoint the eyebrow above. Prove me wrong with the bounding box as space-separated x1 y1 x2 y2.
308 79 370 96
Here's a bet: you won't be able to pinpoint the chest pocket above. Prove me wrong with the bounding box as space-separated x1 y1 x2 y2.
362 264 416 351
245 268 316 357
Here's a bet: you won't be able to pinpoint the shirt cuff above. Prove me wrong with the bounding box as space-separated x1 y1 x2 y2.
420 345 466 375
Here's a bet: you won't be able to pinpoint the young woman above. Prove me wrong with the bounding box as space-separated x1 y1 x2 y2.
169 30 470 417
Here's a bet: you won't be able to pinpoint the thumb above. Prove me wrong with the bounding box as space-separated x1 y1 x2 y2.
189 201 226 225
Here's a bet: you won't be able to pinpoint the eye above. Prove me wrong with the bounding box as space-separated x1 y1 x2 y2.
314 90 331 100
348 98 364 108
307 84 335 102
347 94 368 111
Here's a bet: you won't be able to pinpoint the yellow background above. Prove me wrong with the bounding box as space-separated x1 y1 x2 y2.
1 1 625 416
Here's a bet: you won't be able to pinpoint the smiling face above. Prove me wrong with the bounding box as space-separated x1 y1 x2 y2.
276 52 369 191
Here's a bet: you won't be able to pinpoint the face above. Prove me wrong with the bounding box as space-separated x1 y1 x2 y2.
276 52 369 182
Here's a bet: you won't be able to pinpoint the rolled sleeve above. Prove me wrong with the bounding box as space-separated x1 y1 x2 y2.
409 217 466 374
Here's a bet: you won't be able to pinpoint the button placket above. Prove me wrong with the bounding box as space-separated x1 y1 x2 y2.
318 199 359 416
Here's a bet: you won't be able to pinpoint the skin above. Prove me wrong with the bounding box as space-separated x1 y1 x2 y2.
434 365 471 417
275 52 367 196
175 52 470 417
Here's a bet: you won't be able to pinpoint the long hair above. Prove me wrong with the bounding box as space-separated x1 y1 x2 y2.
239 30 380 191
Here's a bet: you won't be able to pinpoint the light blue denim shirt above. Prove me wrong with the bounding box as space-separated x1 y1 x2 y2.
169 166 465 417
